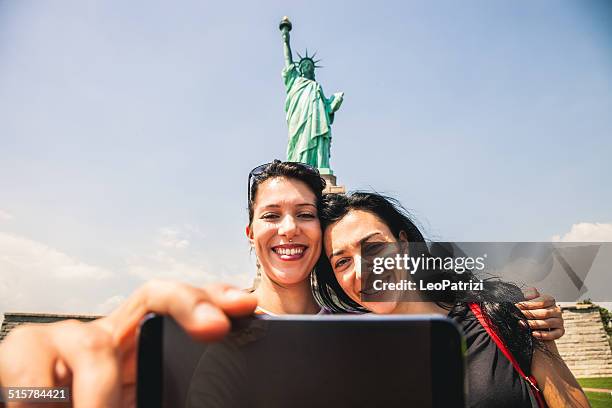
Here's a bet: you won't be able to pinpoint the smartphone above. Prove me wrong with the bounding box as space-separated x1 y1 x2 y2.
138 314 465 408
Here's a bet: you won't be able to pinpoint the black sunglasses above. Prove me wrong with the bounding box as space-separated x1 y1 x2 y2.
247 160 321 203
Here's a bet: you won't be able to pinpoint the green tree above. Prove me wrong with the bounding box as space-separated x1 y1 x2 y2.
600 307 612 337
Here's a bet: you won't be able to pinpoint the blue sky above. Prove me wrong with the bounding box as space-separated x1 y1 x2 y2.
1 0 611 314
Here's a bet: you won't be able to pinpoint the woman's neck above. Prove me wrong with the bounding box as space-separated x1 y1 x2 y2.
253 272 319 315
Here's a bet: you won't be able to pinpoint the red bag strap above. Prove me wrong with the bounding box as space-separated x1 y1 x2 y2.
468 303 547 408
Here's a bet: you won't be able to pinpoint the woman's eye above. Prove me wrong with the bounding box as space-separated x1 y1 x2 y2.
298 212 316 219
261 213 279 220
363 243 384 256
334 258 350 269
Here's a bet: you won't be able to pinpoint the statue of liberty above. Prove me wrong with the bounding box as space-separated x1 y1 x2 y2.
279 17 344 174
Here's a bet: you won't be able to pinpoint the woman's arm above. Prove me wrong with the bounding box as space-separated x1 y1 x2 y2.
531 341 590 407
0 281 257 407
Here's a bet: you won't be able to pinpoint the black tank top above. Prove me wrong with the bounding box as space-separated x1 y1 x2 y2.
450 308 537 408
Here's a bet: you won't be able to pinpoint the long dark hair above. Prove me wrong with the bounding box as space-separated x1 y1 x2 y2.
313 191 538 372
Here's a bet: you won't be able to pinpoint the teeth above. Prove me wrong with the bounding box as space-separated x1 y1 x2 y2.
275 247 304 256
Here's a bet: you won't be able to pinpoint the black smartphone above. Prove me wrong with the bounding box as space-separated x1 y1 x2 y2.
138 314 465 408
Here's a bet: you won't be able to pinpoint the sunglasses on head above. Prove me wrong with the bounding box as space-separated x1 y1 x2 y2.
247 160 321 204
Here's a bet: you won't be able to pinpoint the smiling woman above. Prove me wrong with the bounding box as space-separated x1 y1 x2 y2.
245 160 325 315
314 191 589 408
184 161 328 406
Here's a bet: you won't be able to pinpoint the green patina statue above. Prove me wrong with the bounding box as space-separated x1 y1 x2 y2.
279 16 344 174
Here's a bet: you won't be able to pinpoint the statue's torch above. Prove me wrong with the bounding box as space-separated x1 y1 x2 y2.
279 16 292 33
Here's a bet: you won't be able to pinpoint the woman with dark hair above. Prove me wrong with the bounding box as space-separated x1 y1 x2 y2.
186 160 328 406
244 159 326 315
314 191 589 408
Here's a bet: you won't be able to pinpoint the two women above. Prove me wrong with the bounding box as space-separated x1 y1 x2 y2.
190 160 580 406
0 161 569 407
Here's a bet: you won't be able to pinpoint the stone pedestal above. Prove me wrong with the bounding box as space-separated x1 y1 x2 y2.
321 173 346 194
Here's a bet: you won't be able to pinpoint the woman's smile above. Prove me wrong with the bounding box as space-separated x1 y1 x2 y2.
272 243 308 260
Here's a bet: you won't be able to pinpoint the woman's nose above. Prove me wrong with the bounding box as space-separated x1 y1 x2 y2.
354 255 362 281
278 214 298 238
349 256 362 296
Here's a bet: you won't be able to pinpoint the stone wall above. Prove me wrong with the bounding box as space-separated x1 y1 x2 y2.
556 304 612 378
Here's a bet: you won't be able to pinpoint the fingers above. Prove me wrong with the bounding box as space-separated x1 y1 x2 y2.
521 286 540 301
532 327 565 341
524 317 564 331
92 280 257 399
50 321 121 408
516 292 565 341
0 320 122 408
103 281 257 346
519 316 565 341
516 293 556 310
519 305 562 320
518 288 561 343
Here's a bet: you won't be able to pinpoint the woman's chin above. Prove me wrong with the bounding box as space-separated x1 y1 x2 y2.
266 266 311 286
363 301 398 315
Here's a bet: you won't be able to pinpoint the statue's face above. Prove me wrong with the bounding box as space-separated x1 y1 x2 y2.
300 60 315 79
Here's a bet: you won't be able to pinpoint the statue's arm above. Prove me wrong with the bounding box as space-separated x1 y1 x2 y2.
282 30 293 68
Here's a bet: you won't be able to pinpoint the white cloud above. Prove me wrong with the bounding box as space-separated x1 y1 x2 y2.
157 227 190 249
552 222 612 242
127 223 255 288
125 250 253 288
0 232 119 315
0 226 254 316
126 251 206 282
136 225 254 284
0 209 14 221
0 232 114 280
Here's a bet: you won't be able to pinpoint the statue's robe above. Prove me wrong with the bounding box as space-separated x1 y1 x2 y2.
282 63 343 170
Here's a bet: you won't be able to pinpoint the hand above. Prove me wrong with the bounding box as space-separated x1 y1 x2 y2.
516 287 564 341
0 281 257 407
282 30 290 43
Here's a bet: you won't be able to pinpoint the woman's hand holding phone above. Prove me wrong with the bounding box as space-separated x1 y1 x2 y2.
0 281 257 408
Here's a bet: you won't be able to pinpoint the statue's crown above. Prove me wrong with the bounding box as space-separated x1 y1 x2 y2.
297 49 322 70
